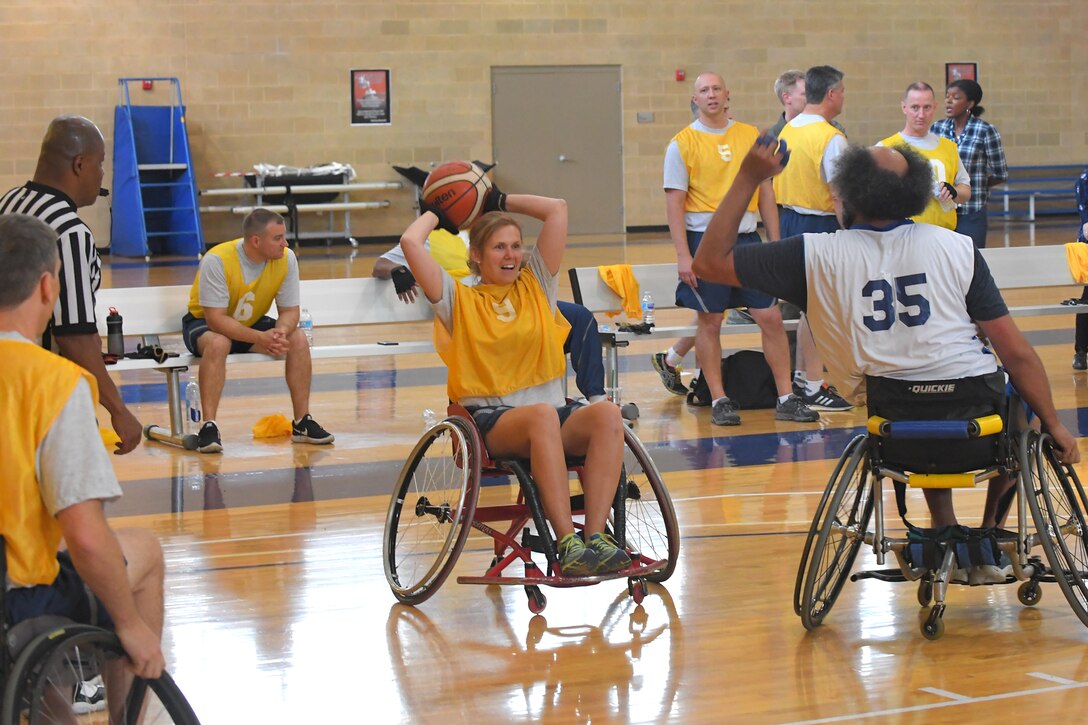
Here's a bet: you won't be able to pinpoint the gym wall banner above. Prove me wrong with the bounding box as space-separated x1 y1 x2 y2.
350 69 391 125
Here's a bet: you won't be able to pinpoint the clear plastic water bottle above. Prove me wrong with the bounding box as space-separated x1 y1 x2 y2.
641 292 655 326
299 308 314 348
185 378 202 433
422 408 438 432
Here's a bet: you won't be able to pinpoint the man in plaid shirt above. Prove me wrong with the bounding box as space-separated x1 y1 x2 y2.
931 79 1008 248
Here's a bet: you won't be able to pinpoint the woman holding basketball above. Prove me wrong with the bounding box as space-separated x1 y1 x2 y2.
400 179 630 577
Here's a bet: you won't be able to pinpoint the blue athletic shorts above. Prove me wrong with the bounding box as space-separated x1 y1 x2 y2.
467 401 582 438
182 313 277 355
676 231 776 313
5 552 115 630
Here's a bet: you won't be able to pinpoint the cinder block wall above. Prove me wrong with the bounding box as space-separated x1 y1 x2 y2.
1 0 1085 247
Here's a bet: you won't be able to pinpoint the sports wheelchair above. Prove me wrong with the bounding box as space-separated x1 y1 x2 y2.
383 405 680 612
795 373 1088 640
0 539 200 723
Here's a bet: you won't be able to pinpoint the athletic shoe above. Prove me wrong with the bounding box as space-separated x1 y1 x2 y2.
711 397 741 426
726 308 755 325
557 532 599 576
197 421 223 454
968 564 1011 585
586 532 632 574
651 352 688 395
1074 352 1087 371
292 414 335 444
72 677 106 714
798 383 853 411
775 394 820 422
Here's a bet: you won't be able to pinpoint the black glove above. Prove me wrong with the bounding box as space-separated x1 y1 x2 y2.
419 199 460 235
391 265 416 295
941 181 958 199
392 165 429 189
482 183 507 214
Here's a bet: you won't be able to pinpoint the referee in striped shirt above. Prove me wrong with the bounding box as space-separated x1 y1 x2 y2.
0 116 143 453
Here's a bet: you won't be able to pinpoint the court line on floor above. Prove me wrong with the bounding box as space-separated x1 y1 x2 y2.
783 672 1088 724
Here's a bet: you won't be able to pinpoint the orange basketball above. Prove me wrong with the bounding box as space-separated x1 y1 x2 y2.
421 161 493 230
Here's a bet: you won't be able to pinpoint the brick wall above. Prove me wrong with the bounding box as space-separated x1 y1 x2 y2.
1 0 1085 247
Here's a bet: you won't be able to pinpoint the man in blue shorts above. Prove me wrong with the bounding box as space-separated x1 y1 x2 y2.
660 71 817 426
0 214 165 697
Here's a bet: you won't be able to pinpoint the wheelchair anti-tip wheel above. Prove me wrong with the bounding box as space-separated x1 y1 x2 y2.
1023 430 1088 628
384 416 481 605
2 624 199 724
798 435 874 631
611 425 680 583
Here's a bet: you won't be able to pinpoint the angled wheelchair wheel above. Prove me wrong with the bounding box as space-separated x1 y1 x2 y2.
1023 430 1088 628
3 624 199 724
611 426 680 583
384 416 481 605
794 434 866 617
799 435 874 631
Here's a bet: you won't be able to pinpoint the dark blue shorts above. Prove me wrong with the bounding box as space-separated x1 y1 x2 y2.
5 552 114 630
676 231 776 313
467 401 582 438
182 313 277 355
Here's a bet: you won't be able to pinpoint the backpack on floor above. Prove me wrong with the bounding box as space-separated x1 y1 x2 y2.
686 350 777 409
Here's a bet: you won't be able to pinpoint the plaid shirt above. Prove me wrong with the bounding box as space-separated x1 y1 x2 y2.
931 116 1008 214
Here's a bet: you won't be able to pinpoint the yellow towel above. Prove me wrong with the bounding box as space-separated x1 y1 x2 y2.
252 414 293 438
598 264 642 319
99 427 121 451
1067 242 1088 283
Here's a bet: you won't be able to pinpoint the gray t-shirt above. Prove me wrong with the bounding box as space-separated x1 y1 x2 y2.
433 246 564 408
198 240 301 310
1 332 121 517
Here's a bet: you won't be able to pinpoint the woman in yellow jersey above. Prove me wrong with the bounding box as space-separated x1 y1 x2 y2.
400 187 630 577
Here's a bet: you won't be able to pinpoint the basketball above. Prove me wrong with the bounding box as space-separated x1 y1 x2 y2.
421 161 493 230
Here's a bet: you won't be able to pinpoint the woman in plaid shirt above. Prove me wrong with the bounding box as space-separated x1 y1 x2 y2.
931 79 1008 249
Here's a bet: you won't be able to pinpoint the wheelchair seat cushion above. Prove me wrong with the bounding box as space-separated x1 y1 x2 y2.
866 372 1007 474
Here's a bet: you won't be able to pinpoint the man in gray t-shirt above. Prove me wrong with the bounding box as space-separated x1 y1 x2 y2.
181 208 334 453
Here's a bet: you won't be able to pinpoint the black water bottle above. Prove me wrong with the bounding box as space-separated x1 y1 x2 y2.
106 307 124 356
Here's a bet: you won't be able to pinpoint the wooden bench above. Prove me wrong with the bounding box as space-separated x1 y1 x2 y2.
568 244 1085 405
95 277 435 449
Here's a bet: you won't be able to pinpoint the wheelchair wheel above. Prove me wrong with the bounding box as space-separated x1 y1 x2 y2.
799 436 874 631
611 425 680 583
1023 430 1088 628
384 416 481 605
2 624 199 724
794 434 866 617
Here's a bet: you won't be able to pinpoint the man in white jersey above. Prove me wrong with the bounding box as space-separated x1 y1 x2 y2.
878 82 971 229
692 139 1079 534
655 71 817 427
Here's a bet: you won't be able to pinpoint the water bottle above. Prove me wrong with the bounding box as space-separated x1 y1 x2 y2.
299 308 314 348
641 292 655 326
106 307 124 356
185 379 202 433
422 408 438 432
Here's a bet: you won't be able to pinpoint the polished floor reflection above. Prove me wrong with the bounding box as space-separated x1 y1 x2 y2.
100 221 1088 723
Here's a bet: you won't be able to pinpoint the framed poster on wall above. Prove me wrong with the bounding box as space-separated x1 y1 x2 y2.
351 69 391 125
945 62 977 86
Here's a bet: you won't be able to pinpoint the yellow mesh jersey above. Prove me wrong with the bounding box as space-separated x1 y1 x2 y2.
879 133 962 229
428 230 471 280
773 121 844 212
672 122 760 213
434 270 570 401
0 340 97 586
188 240 289 324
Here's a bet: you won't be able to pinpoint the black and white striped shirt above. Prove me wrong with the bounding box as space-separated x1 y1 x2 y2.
0 182 101 335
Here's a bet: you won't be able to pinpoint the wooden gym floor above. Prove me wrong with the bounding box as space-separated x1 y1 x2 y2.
100 219 1088 724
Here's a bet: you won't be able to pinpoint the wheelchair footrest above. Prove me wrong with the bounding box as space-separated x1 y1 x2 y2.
851 568 910 583
457 559 667 588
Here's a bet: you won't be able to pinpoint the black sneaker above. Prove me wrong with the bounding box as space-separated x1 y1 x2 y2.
586 532 632 574
797 383 853 411
651 352 688 395
711 397 741 426
292 414 335 444
1075 352 1087 371
775 394 820 422
72 677 106 714
557 532 600 576
197 421 223 453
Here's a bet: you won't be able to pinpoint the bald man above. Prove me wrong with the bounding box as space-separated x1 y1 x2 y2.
0 115 143 454
692 140 1078 542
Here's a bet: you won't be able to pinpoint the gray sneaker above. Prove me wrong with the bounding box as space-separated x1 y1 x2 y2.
712 397 741 426
651 352 688 395
776 394 820 422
